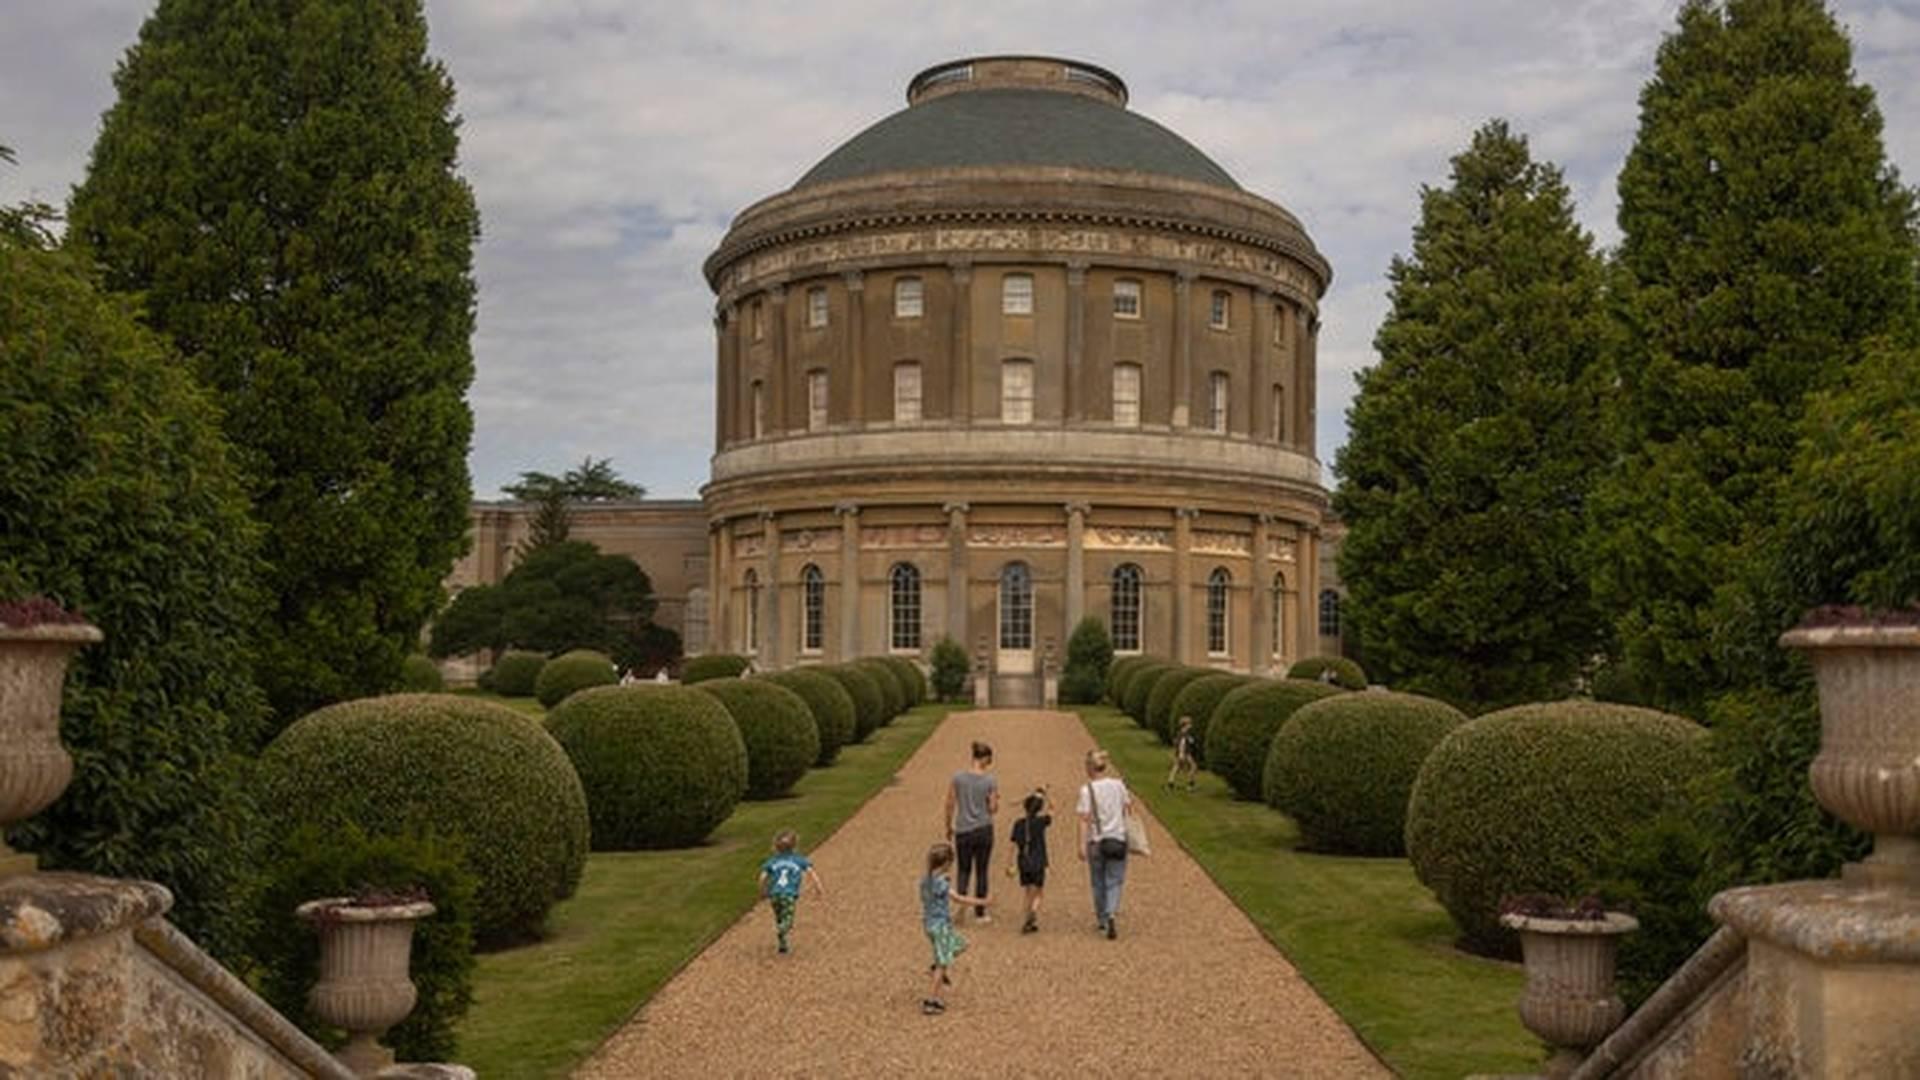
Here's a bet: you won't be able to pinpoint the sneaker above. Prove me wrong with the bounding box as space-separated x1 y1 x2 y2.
922 999 945 1015
1106 917 1118 940
777 942 790 955
1021 914 1038 934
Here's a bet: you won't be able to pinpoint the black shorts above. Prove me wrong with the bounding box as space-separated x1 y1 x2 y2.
1017 864 1046 887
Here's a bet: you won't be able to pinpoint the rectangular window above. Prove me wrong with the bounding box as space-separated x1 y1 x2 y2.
1002 273 1034 315
1001 359 1034 425
751 381 765 439
807 287 828 329
752 301 766 341
894 277 923 319
1273 303 1286 345
1209 372 1229 434
1113 279 1141 319
807 370 828 432
1112 363 1141 427
1271 384 1286 441
893 362 922 424
1210 290 1230 330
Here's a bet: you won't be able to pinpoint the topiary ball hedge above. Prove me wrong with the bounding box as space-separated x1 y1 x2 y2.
535 649 617 707
487 649 546 697
1170 673 1252 764
1108 656 1156 707
855 658 909 721
1264 691 1467 856
683 653 751 684
696 678 820 799
821 664 887 741
1122 662 1176 726
880 656 927 706
1146 667 1212 743
1205 679 1345 800
544 685 748 849
1288 655 1368 690
762 669 858 766
257 694 590 944
1404 701 1709 956
400 654 445 692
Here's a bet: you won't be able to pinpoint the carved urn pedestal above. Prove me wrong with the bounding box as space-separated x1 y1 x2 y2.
0 621 103 878
1500 911 1638 1078
298 896 436 1076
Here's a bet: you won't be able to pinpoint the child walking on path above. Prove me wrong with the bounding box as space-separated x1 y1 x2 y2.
919 841 988 1015
1008 787 1052 933
759 830 826 955
1166 716 1199 791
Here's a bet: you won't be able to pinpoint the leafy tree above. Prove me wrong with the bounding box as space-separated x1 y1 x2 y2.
429 541 663 671
1060 617 1113 704
1584 0 1918 718
929 637 970 702
1334 120 1609 712
67 0 481 732
503 457 645 555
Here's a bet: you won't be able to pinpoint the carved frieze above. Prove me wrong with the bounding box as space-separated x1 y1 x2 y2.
860 524 948 550
1083 527 1172 552
1193 530 1252 557
1267 537 1298 563
968 524 1065 548
733 533 765 559
781 529 840 554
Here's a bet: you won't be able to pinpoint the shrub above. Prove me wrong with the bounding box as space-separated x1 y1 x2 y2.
1288 655 1368 690
1169 673 1252 764
763 669 858 765
1404 701 1709 955
1263 691 1467 855
534 648 617 707
1146 667 1211 743
880 656 927 706
1062 617 1114 704
821 664 887 740
257 694 590 944
1113 658 1170 715
695 678 819 799
855 658 910 721
1205 680 1344 800
255 824 475 1061
544 685 748 849
1106 655 1152 704
400 655 444 692
487 650 546 697
930 637 970 702
1121 662 1176 725
683 653 751 684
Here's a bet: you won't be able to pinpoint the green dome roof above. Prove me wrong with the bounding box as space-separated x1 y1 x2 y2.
795 87 1242 191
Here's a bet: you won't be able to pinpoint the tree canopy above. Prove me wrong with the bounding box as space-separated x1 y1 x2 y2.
430 541 663 671
504 457 646 553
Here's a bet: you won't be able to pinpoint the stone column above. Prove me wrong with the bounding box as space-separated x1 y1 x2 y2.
1251 514 1273 676
1294 306 1312 453
836 502 860 660
714 309 733 452
1302 523 1321 660
1065 260 1088 423
767 284 789 434
1173 507 1199 664
1250 288 1271 441
709 519 729 653
1172 271 1195 428
761 510 782 669
1064 502 1090 632
843 271 865 426
949 260 972 422
945 502 969 647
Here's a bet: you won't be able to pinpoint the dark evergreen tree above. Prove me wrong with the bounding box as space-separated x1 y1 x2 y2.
1333 120 1609 712
428 540 660 671
67 0 480 732
503 457 645 556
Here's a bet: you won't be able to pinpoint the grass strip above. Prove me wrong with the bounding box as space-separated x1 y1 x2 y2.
455 702 958 1078
1077 704 1539 1079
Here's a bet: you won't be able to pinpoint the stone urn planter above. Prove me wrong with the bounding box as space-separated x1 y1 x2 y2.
0 601 103 879
1780 608 1920 888
298 893 436 1075
1501 905 1639 1079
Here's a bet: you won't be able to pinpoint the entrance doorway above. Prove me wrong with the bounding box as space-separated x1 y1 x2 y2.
996 562 1034 675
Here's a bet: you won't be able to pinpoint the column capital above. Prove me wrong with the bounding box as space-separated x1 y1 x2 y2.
834 501 860 517
765 282 787 302
1174 269 1198 289
1175 506 1202 521
948 258 973 284
1256 512 1279 527
1064 501 1092 518
842 270 865 292
1065 259 1090 286
1252 285 1274 303
757 508 778 524
943 501 970 516
708 517 728 534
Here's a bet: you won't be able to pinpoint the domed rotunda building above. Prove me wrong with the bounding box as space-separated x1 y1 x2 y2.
704 56 1332 704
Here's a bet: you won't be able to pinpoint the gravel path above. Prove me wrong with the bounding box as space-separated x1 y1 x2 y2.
577 710 1388 1078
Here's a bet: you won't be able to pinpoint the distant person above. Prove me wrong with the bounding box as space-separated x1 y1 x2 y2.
919 840 988 1015
758 829 826 955
1007 786 1052 933
654 668 670 684
1166 716 1199 792
619 668 639 687
943 741 999 923
1077 749 1135 940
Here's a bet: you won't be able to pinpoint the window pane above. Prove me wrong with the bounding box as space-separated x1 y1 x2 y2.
1002 359 1034 424
1110 565 1141 652
1113 280 1141 318
1209 372 1229 433
1210 291 1230 330
807 287 828 329
1002 273 1034 315
999 563 1033 650
1208 569 1230 654
894 278 923 318
894 363 922 424
808 371 828 432
1113 363 1141 427
751 381 765 439
1320 590 1342 638
1271 385 1285 441
891 564 922 650
802 565 824 651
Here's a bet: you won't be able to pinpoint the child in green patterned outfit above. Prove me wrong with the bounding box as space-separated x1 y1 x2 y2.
920 841 988 1015
759 830 826 955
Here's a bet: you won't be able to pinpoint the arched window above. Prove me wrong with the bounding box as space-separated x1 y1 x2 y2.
1112 363 1142 427
999 563 1033 650
1001 359 1034 424
1208 372 1229 433
894 276 923 318
1271 384 1286 441
801 564 825 653
750 380 766 440
743 569 761 654
1110 564 1142 653
1207 568 1231 655
1209 290 1231 330
893 362 922 424
1112 279 1142 319
890 563 922 651
1320 589 1342 638
1002 273 1034 315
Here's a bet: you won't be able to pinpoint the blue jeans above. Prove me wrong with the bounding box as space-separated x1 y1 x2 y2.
1086 841 1128 922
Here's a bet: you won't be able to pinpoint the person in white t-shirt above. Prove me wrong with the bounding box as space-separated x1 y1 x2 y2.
1075 749 1133 940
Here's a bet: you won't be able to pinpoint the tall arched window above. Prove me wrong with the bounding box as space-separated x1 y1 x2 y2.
893 362 922 424
801 564 825 653
1001 359 1034 424
743 569 761 654
890 563 922 651
1112 363 1142 427
999 563 1033 650
1110 564 1142 653
1208 372 1229 434
1207 568 1231 655
1319 589 1342 638
1002 272 1034 315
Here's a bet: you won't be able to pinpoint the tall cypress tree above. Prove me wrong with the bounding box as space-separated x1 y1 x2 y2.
69 0 480 730
1585 0 1918 717
1334 120 1608 712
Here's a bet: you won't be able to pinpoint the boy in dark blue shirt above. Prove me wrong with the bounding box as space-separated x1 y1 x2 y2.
1008 788 1052 933
759 829 827 954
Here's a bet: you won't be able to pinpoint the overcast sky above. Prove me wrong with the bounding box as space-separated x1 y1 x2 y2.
5 1 1917 500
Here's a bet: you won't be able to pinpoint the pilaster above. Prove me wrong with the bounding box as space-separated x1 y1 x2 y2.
766 284 789 434
944 502 969 646
836 502 860 659
760 510 782 669
1173 506 1199 664
843 272 865 426
1250 288 1271 442
1251 513 1273 675
948 260 972 422
714 308 733 452
1172 271 1195 428
1064 502 1090 631
1065 260 1088 423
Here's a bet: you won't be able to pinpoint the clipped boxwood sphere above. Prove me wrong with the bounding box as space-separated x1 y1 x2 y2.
1264 691 1467 856
1105 655 1149 703
1206 679 1345 800
400 654 444 692
696 678 820 798
535 649 617 708
880 656 927 706
1122 662 1176 725
822 664 887 740
545 685 748 849
258 694 590 943
854 658 908 721
1170 673 1252 764
1288 655 1368 690
1110 656 1159 709
1405 701 1708 955
488 650 547 697
683 653 751 684
763 669 857 765
1147 667 1211 743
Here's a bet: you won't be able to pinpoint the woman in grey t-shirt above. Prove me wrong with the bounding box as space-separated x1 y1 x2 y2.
943 741 999 922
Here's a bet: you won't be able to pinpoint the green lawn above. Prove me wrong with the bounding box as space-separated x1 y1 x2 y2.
451 688 547 718
1077 705 1539 1079
453 703 958 1079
